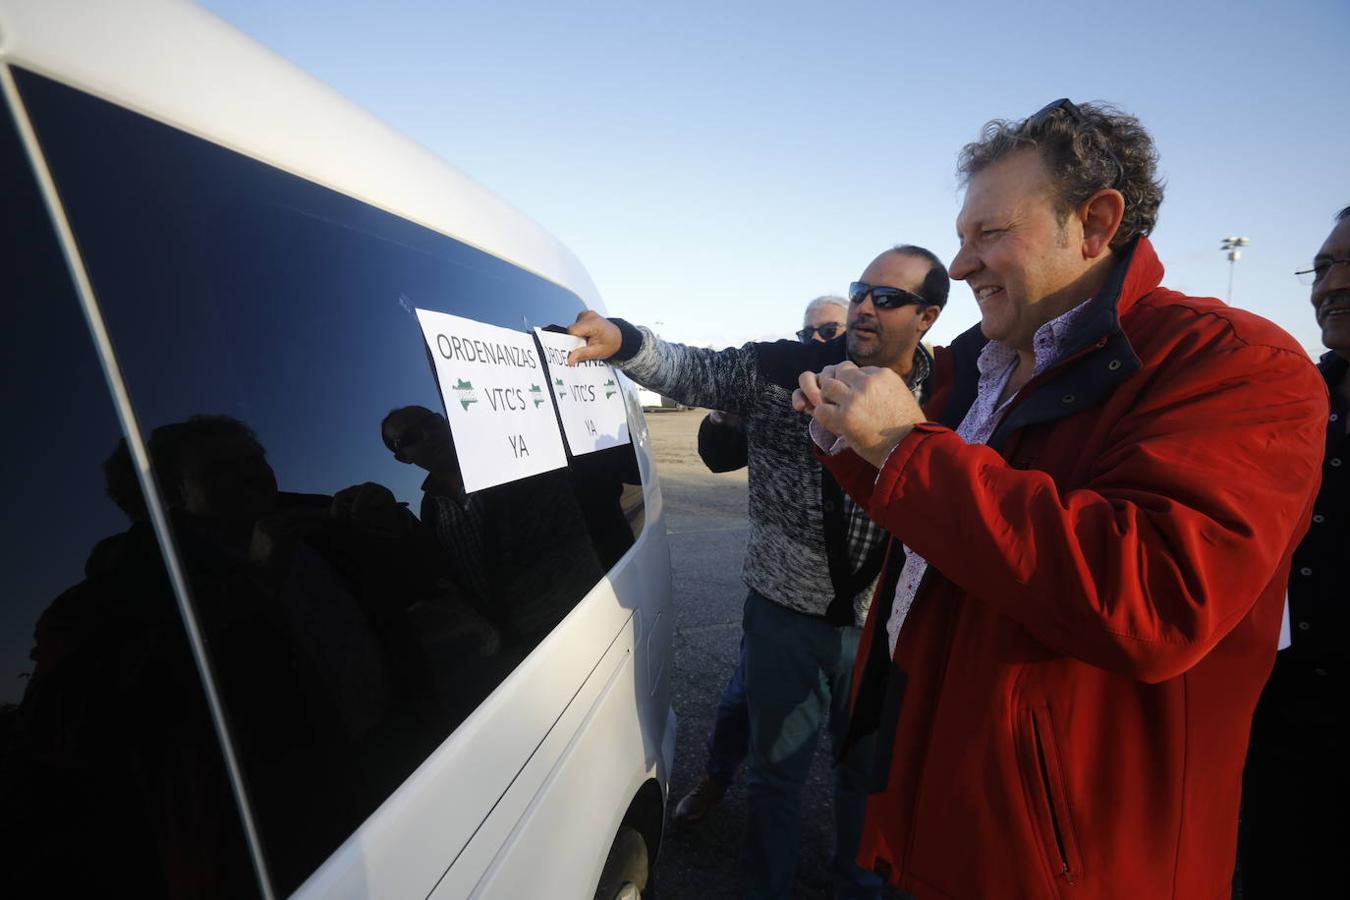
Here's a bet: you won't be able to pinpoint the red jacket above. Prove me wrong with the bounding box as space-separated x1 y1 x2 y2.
823 238 1326 899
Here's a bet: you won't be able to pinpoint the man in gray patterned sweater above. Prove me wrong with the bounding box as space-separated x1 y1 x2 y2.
568 245 948 899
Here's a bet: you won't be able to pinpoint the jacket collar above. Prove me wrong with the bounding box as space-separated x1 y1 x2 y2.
1056 235 1162 360
939 236 1162 443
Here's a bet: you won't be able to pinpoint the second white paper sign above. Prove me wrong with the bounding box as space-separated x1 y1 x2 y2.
535 329 632 456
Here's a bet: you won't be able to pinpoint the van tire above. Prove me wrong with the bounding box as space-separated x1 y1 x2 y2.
593 825 649 899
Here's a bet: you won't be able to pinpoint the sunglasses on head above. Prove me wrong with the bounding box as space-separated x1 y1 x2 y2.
796 322 843 343
848 281 928 310
1025 97 1124 185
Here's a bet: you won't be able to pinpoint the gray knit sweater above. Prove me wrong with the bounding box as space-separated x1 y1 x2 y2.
612 321 925 625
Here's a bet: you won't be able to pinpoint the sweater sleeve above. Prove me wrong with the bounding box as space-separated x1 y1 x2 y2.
611 319 761 414
857 342 1327 682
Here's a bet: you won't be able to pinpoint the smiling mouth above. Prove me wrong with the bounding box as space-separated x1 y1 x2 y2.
974 286 1004 303
1318 296 1350 324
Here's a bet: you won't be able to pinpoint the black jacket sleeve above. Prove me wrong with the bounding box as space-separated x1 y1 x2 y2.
697 413 748 473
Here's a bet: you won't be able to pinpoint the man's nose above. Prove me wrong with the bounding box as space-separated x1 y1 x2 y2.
949 244 978 281
1313 262 1350 310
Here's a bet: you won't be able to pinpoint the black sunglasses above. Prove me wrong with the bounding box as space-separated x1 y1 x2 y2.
796 322 844 343
848 281 927 310
1026 97 1124 186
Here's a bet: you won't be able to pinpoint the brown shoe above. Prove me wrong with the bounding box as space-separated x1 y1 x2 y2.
673 776 726 825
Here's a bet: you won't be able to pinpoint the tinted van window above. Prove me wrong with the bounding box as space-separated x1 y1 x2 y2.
0 84 260 897
15 68 643 892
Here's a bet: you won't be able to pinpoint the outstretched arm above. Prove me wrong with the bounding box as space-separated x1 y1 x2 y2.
568 310 761 414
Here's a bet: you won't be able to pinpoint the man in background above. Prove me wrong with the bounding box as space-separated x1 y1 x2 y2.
1239 205 1349 897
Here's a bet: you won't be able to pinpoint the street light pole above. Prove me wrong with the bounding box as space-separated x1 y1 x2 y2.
1220 236 1250 303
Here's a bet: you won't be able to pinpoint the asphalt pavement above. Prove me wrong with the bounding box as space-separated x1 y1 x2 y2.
644 409 905 900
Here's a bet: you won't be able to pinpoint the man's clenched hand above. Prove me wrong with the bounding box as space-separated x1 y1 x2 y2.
567 310 623 365
793 362 925 468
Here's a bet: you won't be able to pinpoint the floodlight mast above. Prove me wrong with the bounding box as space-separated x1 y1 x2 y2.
1220 236 1250 303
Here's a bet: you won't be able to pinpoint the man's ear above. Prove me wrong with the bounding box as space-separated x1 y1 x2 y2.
916 303 941 335
1080 188 1125 259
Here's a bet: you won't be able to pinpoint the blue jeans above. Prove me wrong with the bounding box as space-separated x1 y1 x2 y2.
705 640 749 787
741 590 881 900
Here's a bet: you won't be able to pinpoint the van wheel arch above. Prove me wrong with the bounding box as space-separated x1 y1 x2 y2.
593 779 664 899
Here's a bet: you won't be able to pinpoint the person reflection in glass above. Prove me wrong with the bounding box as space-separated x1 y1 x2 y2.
380 404 604 649
9 435 259 899
152 415 461 886
381 406 495 617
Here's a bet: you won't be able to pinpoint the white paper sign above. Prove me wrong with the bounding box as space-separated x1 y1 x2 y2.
535 329 632 455
415 309 567 492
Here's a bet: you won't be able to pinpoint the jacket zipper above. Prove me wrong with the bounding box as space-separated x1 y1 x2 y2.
1031 717 1072 878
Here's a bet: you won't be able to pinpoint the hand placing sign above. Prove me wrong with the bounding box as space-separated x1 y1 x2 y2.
535 328 632 455
566 310 623 366
792 361 926 468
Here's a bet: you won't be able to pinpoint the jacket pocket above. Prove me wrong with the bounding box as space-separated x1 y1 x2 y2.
1017 703 1084 887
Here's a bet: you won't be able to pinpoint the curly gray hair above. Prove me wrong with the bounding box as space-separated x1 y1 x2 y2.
957 99 1165 250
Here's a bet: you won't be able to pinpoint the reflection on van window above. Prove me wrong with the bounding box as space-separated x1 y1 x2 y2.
0 94 259 898
16 67 643 893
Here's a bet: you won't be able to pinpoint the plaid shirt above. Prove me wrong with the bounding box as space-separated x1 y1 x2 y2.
840 347 930 579
420 473 493 606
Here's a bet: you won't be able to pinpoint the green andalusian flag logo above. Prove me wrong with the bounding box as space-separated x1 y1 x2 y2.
554 376 565 396
530 384 546 408
604 378 617 399
453 378 477 411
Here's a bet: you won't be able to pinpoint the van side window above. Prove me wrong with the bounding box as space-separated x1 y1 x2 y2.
14 68 644 893
0 85 261 898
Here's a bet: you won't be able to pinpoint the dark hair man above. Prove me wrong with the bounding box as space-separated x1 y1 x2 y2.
1239 205 1350 896
567 248 947 899
795 100 1327 898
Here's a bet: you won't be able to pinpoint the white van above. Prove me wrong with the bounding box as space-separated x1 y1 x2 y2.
0 1 674 897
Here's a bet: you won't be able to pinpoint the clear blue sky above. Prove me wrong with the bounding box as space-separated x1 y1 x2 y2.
201 0 1349 355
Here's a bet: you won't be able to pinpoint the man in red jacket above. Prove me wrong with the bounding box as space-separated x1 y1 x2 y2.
793 99 1327 899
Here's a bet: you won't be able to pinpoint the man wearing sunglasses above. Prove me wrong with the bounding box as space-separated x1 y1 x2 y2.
1239 205 1350 897
797 294 850 344
795 101 1326 898
568 247 945 899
